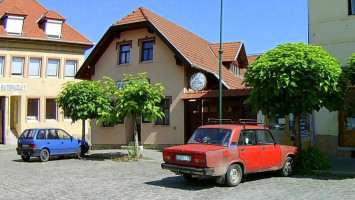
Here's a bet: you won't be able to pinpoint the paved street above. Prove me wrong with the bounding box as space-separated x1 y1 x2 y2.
1 149 354 200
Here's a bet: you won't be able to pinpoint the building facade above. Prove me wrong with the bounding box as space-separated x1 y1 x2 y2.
0 0 93 145
309 0 355 157
76 7 256 149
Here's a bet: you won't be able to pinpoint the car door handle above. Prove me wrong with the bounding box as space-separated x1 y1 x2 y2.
240 149 245 152
262 147 266 151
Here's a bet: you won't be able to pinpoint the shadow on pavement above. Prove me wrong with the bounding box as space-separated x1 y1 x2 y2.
146 176 219 190
84 152 127 161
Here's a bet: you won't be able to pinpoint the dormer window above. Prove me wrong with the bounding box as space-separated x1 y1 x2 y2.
6 16 24 35
45 19 62 39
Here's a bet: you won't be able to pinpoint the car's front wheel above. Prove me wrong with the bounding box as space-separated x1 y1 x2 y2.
279 156 294 177
21 155 30 162
225 164 243 187
39 149 50 162
76 146 85 159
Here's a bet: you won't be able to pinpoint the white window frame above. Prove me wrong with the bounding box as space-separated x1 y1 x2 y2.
6 16 24 35
0 57 4 76
28 58 41 77
65 60 77 78
45 20 62 39
47 59 59 77
11 57 24 77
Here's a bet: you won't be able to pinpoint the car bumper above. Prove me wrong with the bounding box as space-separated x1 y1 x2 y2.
161 163 214 176
16 148 40 157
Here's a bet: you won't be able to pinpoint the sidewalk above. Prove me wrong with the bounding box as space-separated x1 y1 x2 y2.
0 144 16 151
313 157 355 177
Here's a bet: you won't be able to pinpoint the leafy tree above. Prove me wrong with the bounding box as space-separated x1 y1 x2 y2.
99 72 165 156
243 42 346 150
345 53 355 85
57 81 110 141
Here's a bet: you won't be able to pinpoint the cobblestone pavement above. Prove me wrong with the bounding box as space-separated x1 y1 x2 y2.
1 149 354 200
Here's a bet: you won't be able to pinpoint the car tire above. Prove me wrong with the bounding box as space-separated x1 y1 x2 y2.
279 157 294 177
183 174 198 182
21 155 30 162
225 164 243 187
39 149 50 162
76 146 85 159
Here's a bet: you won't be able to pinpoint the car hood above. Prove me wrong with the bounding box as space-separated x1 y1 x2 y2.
164 144 226 154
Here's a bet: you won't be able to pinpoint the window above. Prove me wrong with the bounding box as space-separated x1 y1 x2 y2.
64 111 72 121
47 59 59 77
6 16 24 35
349 0 355 15
47 129 59 139
119 44 130 64
256 130 275 144
57 129 71 139
46 99 57 120
11 57 24 76
0 57 4 76
27 99 39 121
238 130 257 146
45 20 62 39
65 60 77 78
29 58 41 77
141 41 153 62
155 97 171 125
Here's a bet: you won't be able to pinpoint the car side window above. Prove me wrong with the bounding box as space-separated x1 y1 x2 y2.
47 129 59 139
57 130 71 140
256 130 275 145
238 130 257 146
36 130 46 140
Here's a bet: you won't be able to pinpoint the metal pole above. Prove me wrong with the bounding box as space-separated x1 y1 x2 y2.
219 0 224 124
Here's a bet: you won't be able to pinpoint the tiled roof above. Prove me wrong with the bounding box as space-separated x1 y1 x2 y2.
38 10 66 22
113 7 246 89
3 6 27 16
247 55 260 65
0 0 92 45
181 89 252 99
209 42 242 62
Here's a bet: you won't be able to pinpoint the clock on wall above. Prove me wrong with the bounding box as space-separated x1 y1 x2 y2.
189 72 207 91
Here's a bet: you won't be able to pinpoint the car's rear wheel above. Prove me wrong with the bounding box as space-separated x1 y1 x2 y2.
39 149 50 162
76 146 85 159
225 164 242 187
21 155 30 162
183 174 198 182
280 157 294 177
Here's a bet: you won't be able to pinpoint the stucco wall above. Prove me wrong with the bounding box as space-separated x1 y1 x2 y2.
91 28 185 145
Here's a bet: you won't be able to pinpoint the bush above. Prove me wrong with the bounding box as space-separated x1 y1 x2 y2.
295 147 331 174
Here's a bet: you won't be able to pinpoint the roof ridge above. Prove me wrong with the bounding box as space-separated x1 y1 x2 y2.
139 7 148 20
6 5 27 16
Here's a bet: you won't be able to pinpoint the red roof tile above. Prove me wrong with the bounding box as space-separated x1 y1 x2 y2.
113 7 245 89
247 55 260 65
209 42 242 62
0 0 92 45
3 6 27 16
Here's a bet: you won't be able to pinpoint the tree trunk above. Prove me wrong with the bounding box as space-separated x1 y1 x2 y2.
132 112 139 157
82 119 86 142
293 114 302 151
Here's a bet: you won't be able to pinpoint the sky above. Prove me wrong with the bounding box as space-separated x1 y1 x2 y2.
37 0 308 56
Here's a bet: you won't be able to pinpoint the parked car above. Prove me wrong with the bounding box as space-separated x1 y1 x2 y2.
161 122 297 187
16 128 89 162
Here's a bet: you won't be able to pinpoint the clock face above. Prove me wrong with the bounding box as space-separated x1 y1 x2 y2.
190 72 207 91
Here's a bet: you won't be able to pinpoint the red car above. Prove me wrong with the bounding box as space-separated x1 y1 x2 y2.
161 123 297 187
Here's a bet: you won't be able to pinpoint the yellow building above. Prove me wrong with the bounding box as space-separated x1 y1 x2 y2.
0 0 93 145
309 0 355 157
76 7 256 149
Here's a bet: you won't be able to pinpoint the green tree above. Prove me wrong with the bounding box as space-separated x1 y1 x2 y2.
345 53 355 85
99 72 165 156
243 42 346 150
57 80 110 141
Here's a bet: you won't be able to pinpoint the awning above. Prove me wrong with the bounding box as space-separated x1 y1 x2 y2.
181 89 252 100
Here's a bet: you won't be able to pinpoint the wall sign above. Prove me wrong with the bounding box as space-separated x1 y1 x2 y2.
189 72 207 91
0 83 27 91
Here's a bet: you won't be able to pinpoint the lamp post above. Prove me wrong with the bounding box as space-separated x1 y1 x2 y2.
219 0 224 124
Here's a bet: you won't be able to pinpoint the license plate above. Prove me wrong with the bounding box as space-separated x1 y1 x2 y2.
22 144 29 148
176 155 191 162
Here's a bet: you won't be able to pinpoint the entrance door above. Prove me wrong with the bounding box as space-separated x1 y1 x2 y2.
339 87 355 147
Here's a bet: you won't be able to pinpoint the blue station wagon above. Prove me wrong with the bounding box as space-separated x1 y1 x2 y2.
16 128 89 162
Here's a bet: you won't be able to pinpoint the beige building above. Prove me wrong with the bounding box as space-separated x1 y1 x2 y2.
0 0 93 145
309 0 355 157
76 7 256 149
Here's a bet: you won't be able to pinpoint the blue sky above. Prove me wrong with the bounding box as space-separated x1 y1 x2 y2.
37 0 308 56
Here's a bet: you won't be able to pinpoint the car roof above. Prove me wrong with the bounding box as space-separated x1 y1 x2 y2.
199 124 267 130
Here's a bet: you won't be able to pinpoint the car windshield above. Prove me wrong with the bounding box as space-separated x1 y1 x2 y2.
187 128 232 146
19 129 37 139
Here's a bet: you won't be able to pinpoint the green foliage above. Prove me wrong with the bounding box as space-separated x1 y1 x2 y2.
57 80 110 122
243 42 346 117
98 72 165 125
295 147 331 174
345 53 355 85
